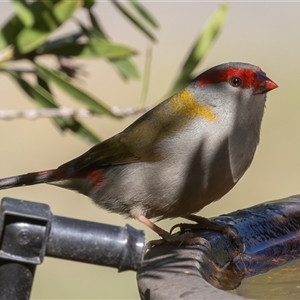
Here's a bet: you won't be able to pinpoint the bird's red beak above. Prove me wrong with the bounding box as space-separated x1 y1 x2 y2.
253 72 278 95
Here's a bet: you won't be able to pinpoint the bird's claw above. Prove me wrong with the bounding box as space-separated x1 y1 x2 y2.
222 224 246 254
170 220 246 255
146 231 211 252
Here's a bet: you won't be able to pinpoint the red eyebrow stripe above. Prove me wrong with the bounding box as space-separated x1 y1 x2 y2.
198 67 264 89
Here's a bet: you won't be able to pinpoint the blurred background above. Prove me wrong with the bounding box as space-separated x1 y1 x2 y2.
0 1 300 299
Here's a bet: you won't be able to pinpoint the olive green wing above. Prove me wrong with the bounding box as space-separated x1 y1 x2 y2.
58 133 143 173
58 93 188 173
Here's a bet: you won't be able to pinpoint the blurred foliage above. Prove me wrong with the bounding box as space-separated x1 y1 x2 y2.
169 4 228 95
0 0 228 143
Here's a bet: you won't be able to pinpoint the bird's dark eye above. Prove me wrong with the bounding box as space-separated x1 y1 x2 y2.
230 77 243 87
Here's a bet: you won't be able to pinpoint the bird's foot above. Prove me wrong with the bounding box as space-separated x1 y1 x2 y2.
170 214 246 254
134 214 211 251
146 231 211 251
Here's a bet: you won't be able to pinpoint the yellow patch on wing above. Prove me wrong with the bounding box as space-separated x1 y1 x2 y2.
172 90 217 122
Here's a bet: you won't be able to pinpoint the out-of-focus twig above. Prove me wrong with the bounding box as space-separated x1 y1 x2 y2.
0 106 151 120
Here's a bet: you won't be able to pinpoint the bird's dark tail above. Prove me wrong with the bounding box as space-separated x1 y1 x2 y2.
0 169 59 190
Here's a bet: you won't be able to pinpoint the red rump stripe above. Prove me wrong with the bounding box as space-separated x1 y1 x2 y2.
198 67 264 89
54 168 104 189
86 170 104 189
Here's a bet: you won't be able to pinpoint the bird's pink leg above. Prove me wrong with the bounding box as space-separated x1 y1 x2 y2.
134 214 210 250
136 215 172 240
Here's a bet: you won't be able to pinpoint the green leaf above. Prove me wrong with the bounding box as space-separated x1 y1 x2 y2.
0 15 24 50
53 0 83 24
16 0 83 54
0 1 53 51
1 67 100 144
76 19 139 80
112 57 140 80
139 46 152 106
56 119 100 144
38 31 83 52
111 0 156 42
169 4 228 95
34 76 101 143
87 8 106 37
128 0 159 28
12 0 34 27
0 1 70 51
83 0 95 9
77 21 91 37
76 18 139 80
4 69 55 109
37 38 136 59
35 75 60 107
35 63 119 118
